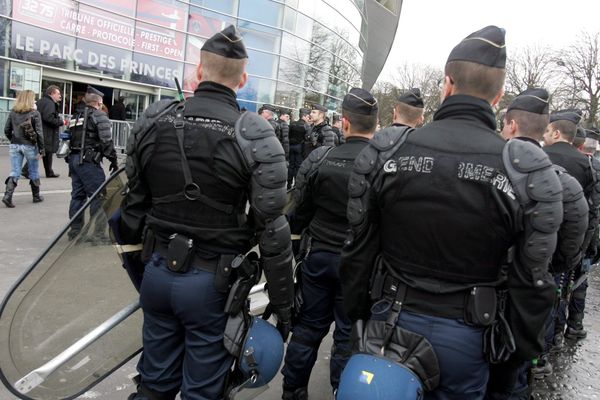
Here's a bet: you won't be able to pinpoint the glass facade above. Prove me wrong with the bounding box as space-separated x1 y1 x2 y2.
0 0 386 113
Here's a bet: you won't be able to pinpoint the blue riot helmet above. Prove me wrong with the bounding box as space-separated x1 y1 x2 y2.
337 354 424 400
239 317 284 388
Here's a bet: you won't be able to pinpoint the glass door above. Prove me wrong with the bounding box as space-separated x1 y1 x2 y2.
112 90 150 121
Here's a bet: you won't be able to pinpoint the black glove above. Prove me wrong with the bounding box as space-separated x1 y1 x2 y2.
273 305 292 342
109 159 119 174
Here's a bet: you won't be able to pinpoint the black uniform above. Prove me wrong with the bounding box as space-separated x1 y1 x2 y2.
303 121 335 158
287 119 309 188
121 79 293 399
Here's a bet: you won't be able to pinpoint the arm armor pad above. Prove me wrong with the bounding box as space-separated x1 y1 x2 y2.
550 168 588 273
235 113 293 308
347 126 412 229
293 145 333 206
502 139 563 286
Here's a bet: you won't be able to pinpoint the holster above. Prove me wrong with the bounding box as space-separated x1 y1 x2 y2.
483 289 516 364
224 252 260 315
166 233 194 273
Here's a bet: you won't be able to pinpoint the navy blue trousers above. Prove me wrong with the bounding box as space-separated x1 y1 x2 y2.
372 306 488 400
67 153 105 232
282 250 352 392
138 253 233 400
288 143 304 187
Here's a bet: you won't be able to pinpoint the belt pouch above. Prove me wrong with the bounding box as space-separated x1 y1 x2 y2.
464 286 497 327
167 233 193 273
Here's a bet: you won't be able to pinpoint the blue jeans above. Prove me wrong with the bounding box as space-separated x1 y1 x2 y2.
138 253 233 400
282 250 352 391
372 307 488 400
68 153 105 232
9 143 40 180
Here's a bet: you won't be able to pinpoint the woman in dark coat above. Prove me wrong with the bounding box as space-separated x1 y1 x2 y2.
3 90 45 207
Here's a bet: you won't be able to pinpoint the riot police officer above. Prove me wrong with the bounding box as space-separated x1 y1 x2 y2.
287 108 311 188
260 104 289 162
282 88 378 400
67 86 117 240
486 89 589 399
543 110 600 345
391 88 425 128
120 26 293 400
304 104 335 158
340 26 561 399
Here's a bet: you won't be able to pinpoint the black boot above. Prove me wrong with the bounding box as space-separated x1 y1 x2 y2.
30 179 44 203
2 177 17 208
282 387 308 400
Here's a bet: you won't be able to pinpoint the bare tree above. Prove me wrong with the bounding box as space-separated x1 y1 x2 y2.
553 31 600 126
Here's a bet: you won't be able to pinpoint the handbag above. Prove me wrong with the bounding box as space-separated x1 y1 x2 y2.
19 116 37 144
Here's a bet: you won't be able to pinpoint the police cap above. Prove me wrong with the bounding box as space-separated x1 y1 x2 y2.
201 25 248 59
586 128 600 141
299 107 310 116
575 127 587 140
86 86 104 97
311 104 327 112
342 87 378 116
507 88 549 114
447 25 506 68
549 109 582 125
397 88 424 108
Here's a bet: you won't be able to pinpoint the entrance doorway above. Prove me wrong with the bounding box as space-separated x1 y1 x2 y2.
40 78 72 116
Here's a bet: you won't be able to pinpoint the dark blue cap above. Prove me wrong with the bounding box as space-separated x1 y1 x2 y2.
201 25 248 59
342 87 378 115
549 109 582 125
447 25 506 68
86 86 104 96
397 88 424 108
507 88 549 114
585 128 600 141
311 104 327 112
575 127 586 139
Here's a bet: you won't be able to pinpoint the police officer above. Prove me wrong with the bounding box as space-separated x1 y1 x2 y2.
543 110 600 343
331 113 345 145
260 104 290 162
391 88 425 128
67 85 117 240
120 26 293 400
486 89 589 399
304 104 335 157
282 88 378 400
287 108 311 189
340 26 561 399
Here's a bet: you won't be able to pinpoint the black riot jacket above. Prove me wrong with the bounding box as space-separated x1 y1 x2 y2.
544 142 594 191
293 136 369 252
121 81 253 255
70 105 116 162
379 95 514 284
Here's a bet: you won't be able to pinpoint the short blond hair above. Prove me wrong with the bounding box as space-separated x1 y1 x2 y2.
445 61 505 103
13 90 36 113
200 50 247 87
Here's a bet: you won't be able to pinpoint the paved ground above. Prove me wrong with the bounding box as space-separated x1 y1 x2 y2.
0 146 598 399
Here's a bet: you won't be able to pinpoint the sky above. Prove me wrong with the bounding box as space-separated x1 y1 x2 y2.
379 0 600 82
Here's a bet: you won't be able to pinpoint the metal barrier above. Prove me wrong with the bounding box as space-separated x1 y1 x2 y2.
0 110 133 151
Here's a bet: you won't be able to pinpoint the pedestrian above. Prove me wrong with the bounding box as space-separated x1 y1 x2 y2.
281 88 378 400
543 110 600 345
109 96 127 121
391 87 425 128
66 86 118 240
287 108 311 189
340 26 560 399
2 90 45 207
486 88 589 399
35 85 64 178
119 25 293 400
304 104 335 158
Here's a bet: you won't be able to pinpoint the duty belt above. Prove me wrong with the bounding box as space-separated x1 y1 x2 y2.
153 239 219 274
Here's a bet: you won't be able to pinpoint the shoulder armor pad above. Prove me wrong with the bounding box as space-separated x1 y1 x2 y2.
307 145 332 163
235 112 285 167
371 126 412 151
236 112 275 140
294 146 333 198
505 139 552 173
